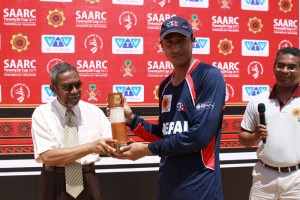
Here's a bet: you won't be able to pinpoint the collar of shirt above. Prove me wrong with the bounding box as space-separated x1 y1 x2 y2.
269 84 300 109
269 84 300 99
54 99 82 124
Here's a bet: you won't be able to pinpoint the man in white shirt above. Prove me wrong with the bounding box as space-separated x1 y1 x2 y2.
32 62 115 200
239 47 300 200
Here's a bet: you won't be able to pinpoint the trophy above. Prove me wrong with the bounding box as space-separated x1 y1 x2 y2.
108 92 131 151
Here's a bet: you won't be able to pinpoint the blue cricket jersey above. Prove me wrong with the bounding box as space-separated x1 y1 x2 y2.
128 59 225 200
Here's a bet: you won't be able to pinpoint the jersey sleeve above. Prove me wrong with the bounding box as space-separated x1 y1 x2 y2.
128 114 163 142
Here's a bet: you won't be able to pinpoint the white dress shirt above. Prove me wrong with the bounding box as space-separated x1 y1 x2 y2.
31 99 112 165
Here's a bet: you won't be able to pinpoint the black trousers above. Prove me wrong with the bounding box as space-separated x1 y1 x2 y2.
39 164 101 200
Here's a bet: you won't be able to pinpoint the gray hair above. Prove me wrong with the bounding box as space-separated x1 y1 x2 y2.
50 62 78 85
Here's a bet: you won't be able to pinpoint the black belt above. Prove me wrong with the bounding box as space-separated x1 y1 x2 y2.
260 160 300 173
43 163 95 173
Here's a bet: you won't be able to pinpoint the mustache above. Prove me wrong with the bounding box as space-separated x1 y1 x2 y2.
68 94 80 99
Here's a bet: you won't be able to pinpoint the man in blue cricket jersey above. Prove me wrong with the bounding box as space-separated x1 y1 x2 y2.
114 16 226 200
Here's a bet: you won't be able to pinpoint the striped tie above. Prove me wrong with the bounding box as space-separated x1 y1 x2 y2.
64 109 84 199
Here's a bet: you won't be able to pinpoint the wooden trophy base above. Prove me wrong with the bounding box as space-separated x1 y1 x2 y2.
111 122 131 151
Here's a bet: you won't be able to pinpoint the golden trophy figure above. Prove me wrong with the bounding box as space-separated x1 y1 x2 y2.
108 92 131 151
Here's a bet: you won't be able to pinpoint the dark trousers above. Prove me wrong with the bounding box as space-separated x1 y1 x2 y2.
39 164 100 200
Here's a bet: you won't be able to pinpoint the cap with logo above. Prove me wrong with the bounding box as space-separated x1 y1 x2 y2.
160 16 193 41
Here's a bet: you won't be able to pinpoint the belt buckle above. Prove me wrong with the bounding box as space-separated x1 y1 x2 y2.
278 167 281 173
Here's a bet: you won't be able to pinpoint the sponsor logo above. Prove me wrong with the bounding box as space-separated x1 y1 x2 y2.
147 61 173 77
176 102 186 112
76 60 108 77
112 0 144 5
291 108 300 117
218 38 234 56
242 85 269 101
42 35 75 53
278 0 292 13
218 0 233 10
273 19 298 35
154 0 171 7
247 61 264 79
179 0 209 8
278 40 293 49
41 85 57 103
3 8 36 26
84 84 101 103
242 39 269 57
46 58 63 73
120 60 136 77
193 37 210 54
248 17 263 34
47 9 65 28
241 0 268 11
147 13 176 30
10 83 30 103
154 40 164 54
10 33 30 52
113 85 144 102
212 16 239 32
212 62 239 78
75 11 107 28
119 11 137 30
195 101 215 110
162 94 172 113
112 36 143 54
4 59 37 77
153 85 159 100
84 34 103 54
190 14 202 32
225 83 234 101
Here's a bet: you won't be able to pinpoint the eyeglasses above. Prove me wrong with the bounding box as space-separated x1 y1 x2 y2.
275 62 299 71
58 81 82 92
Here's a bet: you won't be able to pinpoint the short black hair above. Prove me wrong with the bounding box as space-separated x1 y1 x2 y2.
275 47 300 64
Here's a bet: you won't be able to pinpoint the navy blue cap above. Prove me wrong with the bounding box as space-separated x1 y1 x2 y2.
160 16 193 41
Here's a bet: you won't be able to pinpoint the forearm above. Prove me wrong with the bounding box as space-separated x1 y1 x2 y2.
238 130 261 147
40 143 94 166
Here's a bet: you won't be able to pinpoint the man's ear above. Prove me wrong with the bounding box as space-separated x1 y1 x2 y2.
160 41 164 50
50 84 58 95
192 36 195 43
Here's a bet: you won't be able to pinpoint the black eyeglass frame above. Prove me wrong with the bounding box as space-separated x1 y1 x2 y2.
57 81 82 92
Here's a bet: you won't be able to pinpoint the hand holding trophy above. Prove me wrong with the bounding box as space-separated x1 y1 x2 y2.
107 92 131 151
